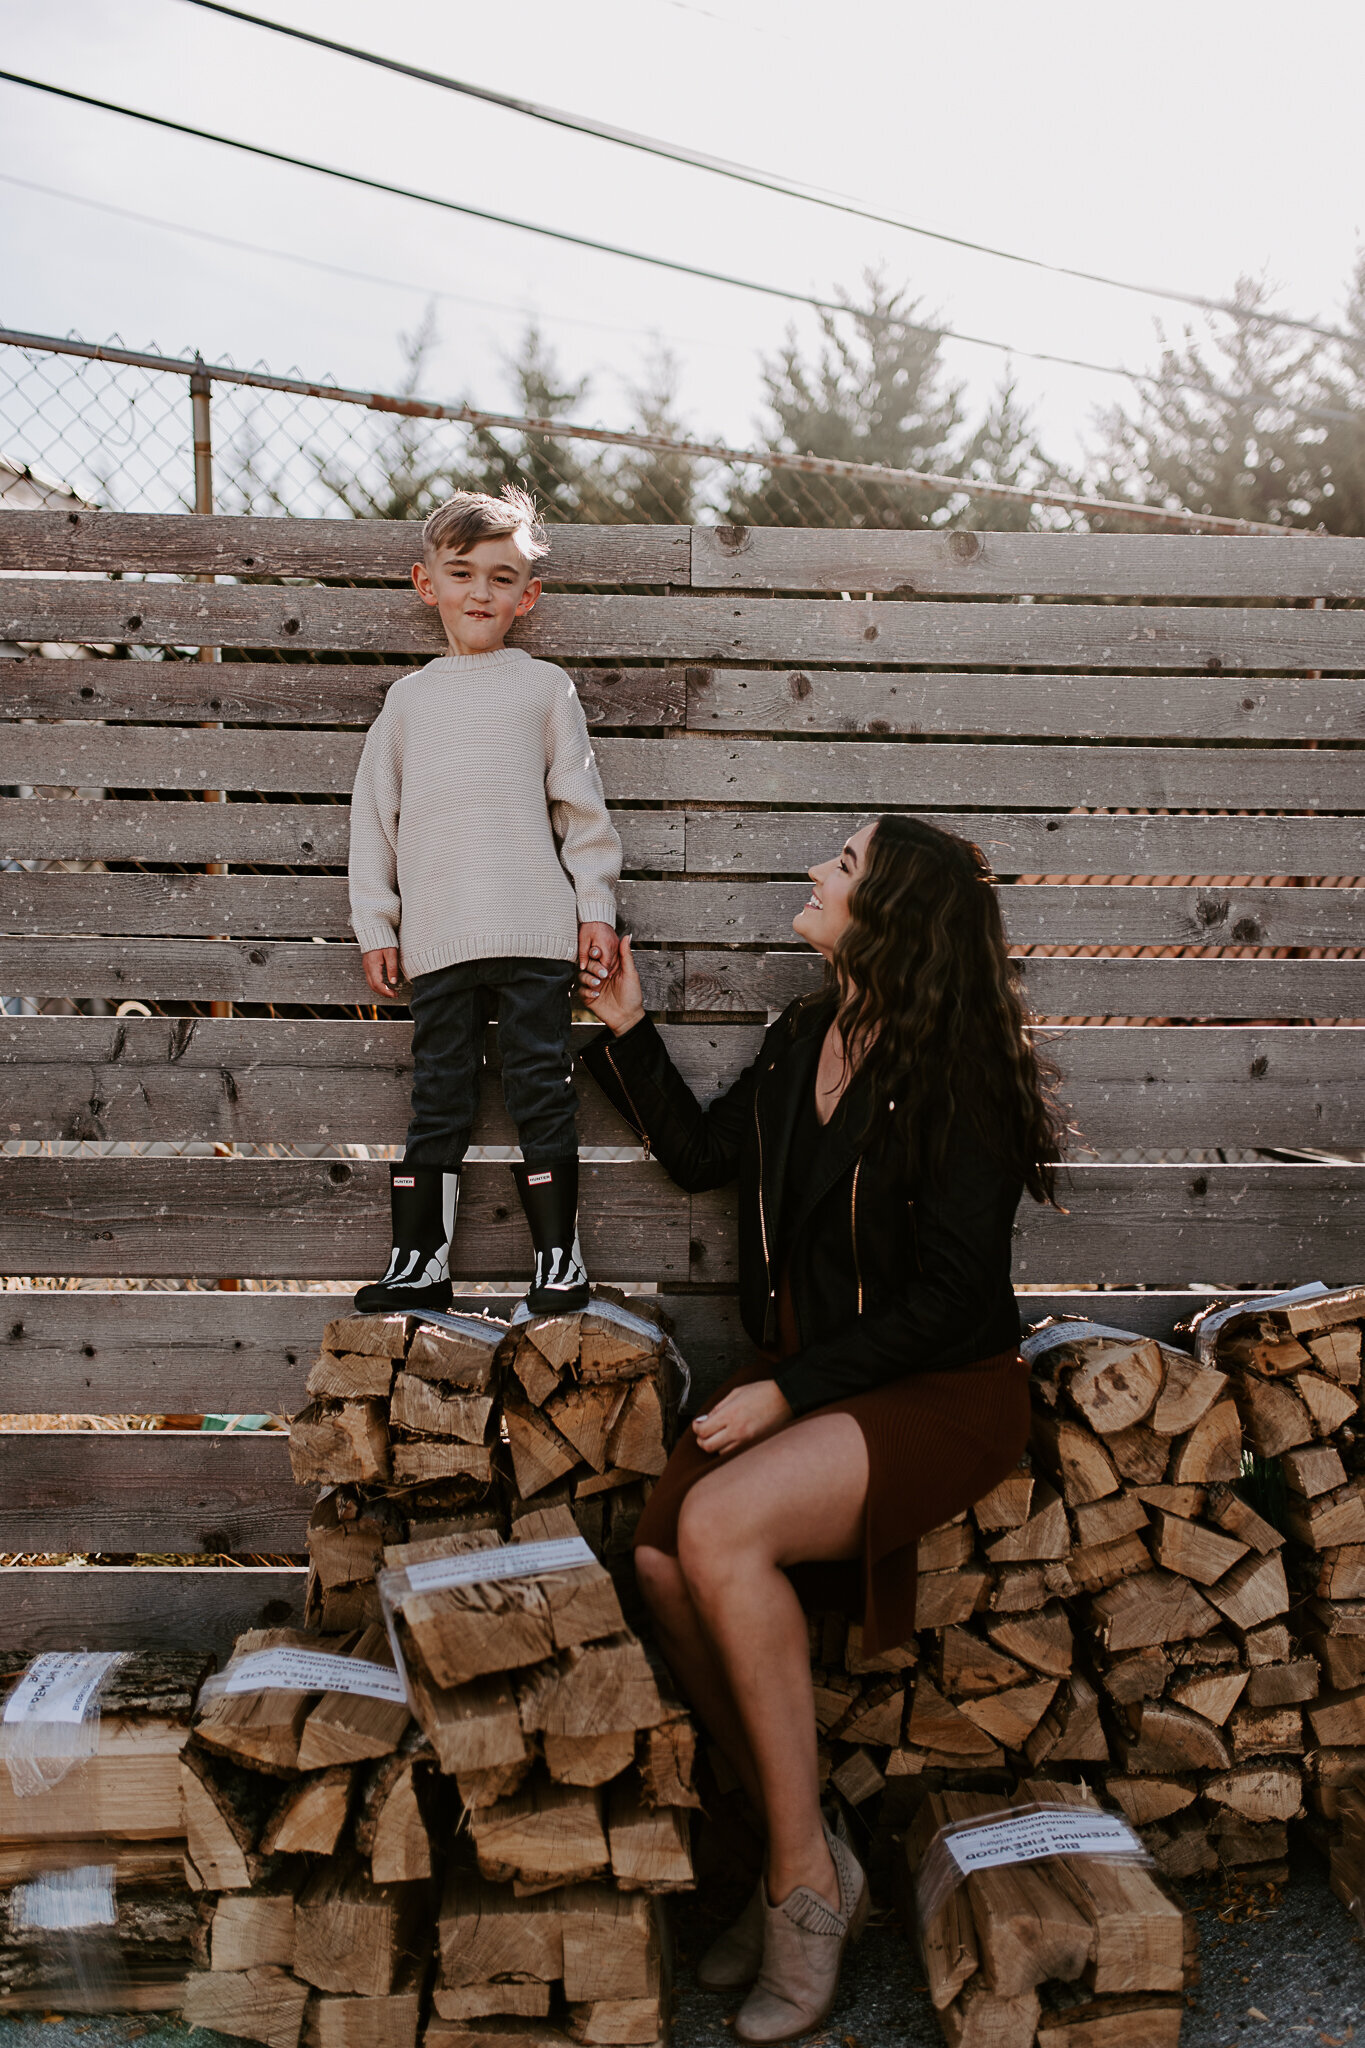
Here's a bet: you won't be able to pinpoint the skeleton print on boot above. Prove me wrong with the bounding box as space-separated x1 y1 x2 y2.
354 1164 459 1314
511 1158 590 1314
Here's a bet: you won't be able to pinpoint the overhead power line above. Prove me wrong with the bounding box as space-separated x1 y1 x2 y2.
0 325 1299 534
0 68 1304 398
183 0 1357 351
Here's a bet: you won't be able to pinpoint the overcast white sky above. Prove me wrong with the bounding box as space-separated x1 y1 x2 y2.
2 0 1364 476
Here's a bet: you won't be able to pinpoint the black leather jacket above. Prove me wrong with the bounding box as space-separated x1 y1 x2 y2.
580 998 1025 1416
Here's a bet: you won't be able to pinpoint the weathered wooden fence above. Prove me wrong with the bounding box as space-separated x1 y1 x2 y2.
1 516 1362 1651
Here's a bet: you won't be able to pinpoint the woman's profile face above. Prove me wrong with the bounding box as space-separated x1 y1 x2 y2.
792 823 877 959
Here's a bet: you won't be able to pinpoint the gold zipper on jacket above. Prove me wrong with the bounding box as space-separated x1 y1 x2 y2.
604 1045 651 1160
850 1158 864 1315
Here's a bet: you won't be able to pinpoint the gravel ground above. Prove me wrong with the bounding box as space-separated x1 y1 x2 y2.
1 1849 1359 2048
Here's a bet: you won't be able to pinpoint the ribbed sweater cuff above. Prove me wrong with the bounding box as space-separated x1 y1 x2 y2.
575 896 618 928
353 921 399 954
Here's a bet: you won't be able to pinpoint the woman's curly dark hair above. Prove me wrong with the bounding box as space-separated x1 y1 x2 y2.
821 815 1068 1204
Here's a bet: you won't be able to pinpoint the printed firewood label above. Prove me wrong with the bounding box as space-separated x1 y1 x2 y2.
397 1535 596 1594
205 1649 406 1703
2 1652 123 1725
944 1808 1141 1875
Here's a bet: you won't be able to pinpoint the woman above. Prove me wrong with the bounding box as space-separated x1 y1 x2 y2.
578 816 1064 2045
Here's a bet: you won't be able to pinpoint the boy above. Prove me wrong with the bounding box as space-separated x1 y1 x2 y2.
348 486 620 1317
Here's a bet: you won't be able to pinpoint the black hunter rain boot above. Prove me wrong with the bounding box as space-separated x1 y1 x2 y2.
354 1164 459 1315
511 1158 590 1314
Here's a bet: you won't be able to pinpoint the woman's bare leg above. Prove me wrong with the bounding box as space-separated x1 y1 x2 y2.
675 1412 869 1912
635 1543 763 1808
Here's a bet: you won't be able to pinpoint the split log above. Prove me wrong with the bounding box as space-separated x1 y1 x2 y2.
1035 1992 1182 2048
391 1438 496 1487
293 1851 428 1998
1031 1414 1119 1506
515 1635 667 1741
972 1470 1035 1532
1116 1701 1231 1774
835 1678 906 1746
193 1629 347 1776
183 1964 310 2048
984 1486 1071 1563
915 1567 990 1629
1200 1762 1304 1823
512 1337 562 1406
323 1313 411 1360
560 1887 658 2003
524 1313 585 1373
984 1604 1074 1678
1235 1377 1313 1458
1167 1666 1248 1724
987 1564 1056 1613
1064 1338 1164 1435
565 1997 661 2047
544 1729 637 1788
607 1777 693 1891
1061 1531 1151 1596
469 1780 609 1890
211 1869 301 1971
906 1674 1005 1758
942 1981 1040 2048
1022 1675 1108 1766
434 1981 551 2021
307 1493 406 1593
1103 1426 1168 1486
939 1627 1028 1697
1146 1509 1248 1585
1069 1495 1148 1549
543 1384 624 1472
386 1537 555 1688
1228 1703 1304 1758
1015 1780 1186 1996
919 1519 977 1572
636 1717 699 1809
290 1401 390 1486
1102 1775 1195 1827
307 1352 396 1401
1094 1646 1170 1705
957 1676 1060 1749
605 1380 667 1477
303 1959 425 2048
1306 1325 1363 1381
1206 1550 1290 1633
1149 1353 1227 1437
405 1314 505 1390
1305 1684 1365 1748
438 1870 563 1986
1244 1659 1318 1708
1089 1570 1219 1653
182 1744 279 1889
1284 1482 1365 1551
261 1768 354 1858
391 1374 496 1445
297 1625 410 1770
1314 1547 1365 1598
1295 1369 1359 1437
424 2019 570 2048
829 1747 886 1806
1306 1632 1365 1690
504 1398 582 1497
1166 1398 1241 1484
1202 1483 1282 1554
1242 1620 1294 1664
354 1730 434 1883
403 1659 529 1780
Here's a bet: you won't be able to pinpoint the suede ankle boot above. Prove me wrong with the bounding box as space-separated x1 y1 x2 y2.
696 1819 850 1994
733 1833 868 2044
354 1164 459 1314
511 1158 590 1314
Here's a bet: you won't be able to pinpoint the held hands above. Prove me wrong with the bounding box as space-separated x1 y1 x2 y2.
362 946 402 999
578 921 620 985
579 931 646 1036
692 1379 793 1457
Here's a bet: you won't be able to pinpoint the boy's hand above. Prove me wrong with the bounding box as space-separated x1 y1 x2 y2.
362 947 402 999
579 933 646 1037
577 922 619 992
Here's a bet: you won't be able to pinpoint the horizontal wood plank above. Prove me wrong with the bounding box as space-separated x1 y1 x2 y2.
7 584 1365 668
0 1157 689 1280
0 658 687 728
681 809 1365 877
0 1566 307 1655
6 937 1360 1019
8 728 1357 809
681 951 1365 1020
4 874 1357 946
0 513 691 585
4 1017 1360 1149
0 1286 1247 1417
0 1432 311 1554
0 1157 1359 1283
0 799 680 871
691 527 1365 597
687 667 1365 740
687 1163 1365 1288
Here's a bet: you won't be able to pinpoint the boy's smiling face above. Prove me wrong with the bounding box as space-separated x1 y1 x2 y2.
412 533 542 658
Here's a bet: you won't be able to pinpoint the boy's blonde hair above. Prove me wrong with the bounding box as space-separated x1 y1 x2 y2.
422 485 548 565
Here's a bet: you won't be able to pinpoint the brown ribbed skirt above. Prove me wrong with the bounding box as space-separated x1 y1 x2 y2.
634 1320 1030 1656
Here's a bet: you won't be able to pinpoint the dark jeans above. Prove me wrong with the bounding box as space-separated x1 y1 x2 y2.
404 956 579 1170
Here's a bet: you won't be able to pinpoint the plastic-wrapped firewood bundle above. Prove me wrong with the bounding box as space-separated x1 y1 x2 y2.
375 1510 693 2048
0 1652 210 2013
181 1625 437 2048
1189 1283 1365 1860
293 1297 683 1631
900 1778 1196 2048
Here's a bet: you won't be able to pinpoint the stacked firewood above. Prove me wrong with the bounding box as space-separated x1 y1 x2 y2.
181 1623 434 2048
293 1296 678 1626
804 1319 1314 1890
0 1652 209 2012
1189 1284 1365 1874
902 1778 1196 2048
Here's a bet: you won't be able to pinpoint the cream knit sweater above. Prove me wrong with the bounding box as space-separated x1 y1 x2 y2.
348 648 620 977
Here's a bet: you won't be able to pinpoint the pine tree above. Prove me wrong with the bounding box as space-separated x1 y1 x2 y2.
1090 276 1330 529
1309 248 1365 535
953 373 1081 532
726 273 967 528
460 325 616 524
607 347 701 525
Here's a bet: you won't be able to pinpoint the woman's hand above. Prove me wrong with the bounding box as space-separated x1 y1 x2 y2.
579 931 647 1036
693 1379 793 1457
